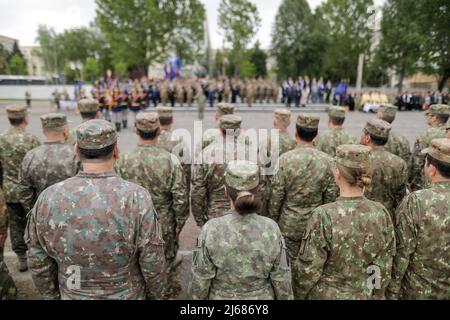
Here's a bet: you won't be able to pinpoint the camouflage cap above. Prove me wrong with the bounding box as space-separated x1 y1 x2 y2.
6 104 27 119
364 118 391 139
425 104 450 116
220 115 242 130
217 103 235 116
336 144 371 169
378 104 398 117
225 160 260 191
40 113 67 129
328 106 346 119
421 138 450 164
76 119 117 150
78 99 100 113
136 112 160 133
156 105 173 118
296 114 320 129
274 108 291 122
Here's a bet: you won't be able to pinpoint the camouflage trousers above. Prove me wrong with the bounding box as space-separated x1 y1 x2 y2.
0 260 17 300
284 237 301 263
162 230 179 268
7 203 28 257
0 200 7 255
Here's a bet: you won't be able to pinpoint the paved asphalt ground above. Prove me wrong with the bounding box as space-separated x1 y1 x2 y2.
0 100 428 299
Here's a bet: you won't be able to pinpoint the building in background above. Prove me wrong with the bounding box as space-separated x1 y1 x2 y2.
0 35 18 53
20 46 46 76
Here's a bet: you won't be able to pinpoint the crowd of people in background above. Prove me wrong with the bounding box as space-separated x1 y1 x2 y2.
395 90 450 111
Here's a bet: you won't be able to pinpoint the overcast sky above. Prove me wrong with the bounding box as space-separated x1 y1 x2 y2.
0 0 383 49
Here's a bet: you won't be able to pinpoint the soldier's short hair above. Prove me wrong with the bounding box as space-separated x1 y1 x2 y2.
137 127 159 141
330 117 345 126
80 111 99 120
435 114 449 124
425 154 450 179
296 125 318 142
78 143 116 161
8 117 25 126
159 116 173 126
363 128 388 146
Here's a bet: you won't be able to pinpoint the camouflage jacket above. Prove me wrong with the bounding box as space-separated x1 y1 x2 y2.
191 140 256 227
25 171 166 300
0 189 6 248
0 259 17 300
190 211 293 300
268 145 339 243
294 196 395 300
0 127 41 203
18 141 80 213
386 181 450 300
116 144 189 234
314 128 357 157
67 128 77 146
410 124 446 191
364 147 408 222
385 131 412 170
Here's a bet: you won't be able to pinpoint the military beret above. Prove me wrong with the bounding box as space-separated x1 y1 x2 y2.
274 108 291 122
328 106 346 119
136 112 160 133
156 105 173 118
78 99 100 113
425 104 450 116
220 115 242 130
378 104 398 117
296 114 320 129
421 138 450 164
40 113 67 129
336 144 371 169
6 104 27 119
364 118 391 139
76 119 117 150
217 103 235 116
225 160 260 191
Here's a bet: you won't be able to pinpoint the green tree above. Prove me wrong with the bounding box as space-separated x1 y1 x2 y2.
6 54 28 75
95 0 205 75
35 25 65 75
248 41 267 78
218 0 261 76
83 57 100 82
271 0 329 80
239 60 256 79
319 0 375 83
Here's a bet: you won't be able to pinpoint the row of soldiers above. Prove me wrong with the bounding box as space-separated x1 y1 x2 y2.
0 100 449 299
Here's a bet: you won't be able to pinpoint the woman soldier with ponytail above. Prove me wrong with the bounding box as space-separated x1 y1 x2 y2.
293 144 396 300
190 160 293 300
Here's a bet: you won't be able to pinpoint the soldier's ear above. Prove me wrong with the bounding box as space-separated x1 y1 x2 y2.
74 145 81 160
113 144 120 160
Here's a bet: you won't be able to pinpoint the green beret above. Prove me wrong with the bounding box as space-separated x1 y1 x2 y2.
156 105 173 118
76 119 117 150
336 144 371 169
78 99 99 113
40 113 67 129
421 138 450 164
136 112 160 133
225 160 260 191
220 115 242 130
364 118 391 139
328 106 346 119
296 114 320 129
6 104 27 119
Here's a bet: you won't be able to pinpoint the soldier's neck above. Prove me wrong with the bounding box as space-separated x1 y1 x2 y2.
339 185 364 198
139 138 158 145
296 139 314 147
161 125 171 131
329 124 343 129
82 160 115 173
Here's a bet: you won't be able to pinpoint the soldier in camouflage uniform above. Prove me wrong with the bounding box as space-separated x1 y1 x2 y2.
68 99 102 145
410 104 450 191
116 112 188 277
0 105 40 272
0 185 16 299
386 138 450 300
200 103 235 152
156 106 191 196
360 119 408 222
190 160 293 300
268 115 338 261
196 83 206 120
25 119 165 300
191 115 255 227
293 144 395 299
18 114 80 214
314 106 357 157
377 104 412 171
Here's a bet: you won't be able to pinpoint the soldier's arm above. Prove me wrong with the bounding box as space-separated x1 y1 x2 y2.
25 199 60 300
269 233 294 300
190 163 208 227
189 227 216 300
18 153 36 214
267 160 285 222
385 194 418 300
293 208 330 299
393 161 408 221
32 136 41 149
136 192 166 300
170 157 189 232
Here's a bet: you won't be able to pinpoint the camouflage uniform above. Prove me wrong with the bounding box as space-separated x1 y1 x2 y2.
0 105 41 258
410 104 450 191
268 115 338 260
18 114 80 213
314 106 357 157
190 160 293 300
0 259 17 300
293 145 395 299
0 188 6 256
191 115 255 227
116 112 188 269
200 103 235 152
68 99 100 145
386 139 450 300
362 119 408 222
25 120 165 300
